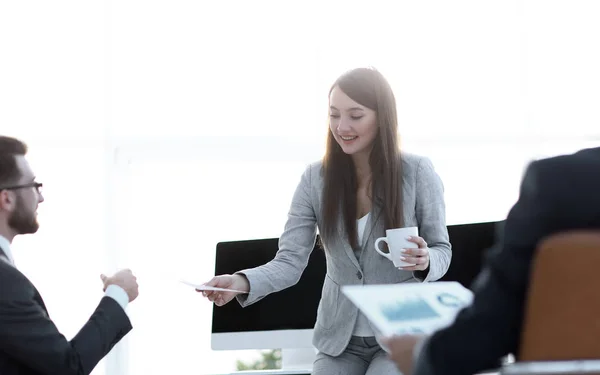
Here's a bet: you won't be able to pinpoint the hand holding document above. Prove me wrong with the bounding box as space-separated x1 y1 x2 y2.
180 280 246 294
342 281 473 336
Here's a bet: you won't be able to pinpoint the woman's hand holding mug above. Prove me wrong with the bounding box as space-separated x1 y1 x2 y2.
374 227 430 271
400 235 430 271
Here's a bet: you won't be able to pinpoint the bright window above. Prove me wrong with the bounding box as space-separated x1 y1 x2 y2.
1 1 599 374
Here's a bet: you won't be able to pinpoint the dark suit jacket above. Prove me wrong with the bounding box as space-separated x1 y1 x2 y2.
413 147 600 375
0 250 132 375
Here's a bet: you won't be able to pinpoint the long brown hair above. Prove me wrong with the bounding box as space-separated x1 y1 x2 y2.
321 67 403 250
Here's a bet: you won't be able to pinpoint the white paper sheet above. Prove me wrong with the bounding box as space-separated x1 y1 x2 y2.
342 281 473 336
180 280 246 294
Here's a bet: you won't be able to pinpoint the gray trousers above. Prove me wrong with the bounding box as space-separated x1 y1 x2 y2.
312 336 403 375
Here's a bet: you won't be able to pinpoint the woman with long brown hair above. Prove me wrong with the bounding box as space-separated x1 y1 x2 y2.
202 67 451 374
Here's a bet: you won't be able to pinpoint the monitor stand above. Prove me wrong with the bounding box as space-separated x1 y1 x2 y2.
281 348 316 370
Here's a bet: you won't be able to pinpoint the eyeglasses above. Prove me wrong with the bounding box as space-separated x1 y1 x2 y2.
0 182 43 194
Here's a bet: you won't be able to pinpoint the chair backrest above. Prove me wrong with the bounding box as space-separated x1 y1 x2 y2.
519 230 600 361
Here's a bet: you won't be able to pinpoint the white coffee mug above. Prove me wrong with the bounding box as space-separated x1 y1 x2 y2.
374 227 419 267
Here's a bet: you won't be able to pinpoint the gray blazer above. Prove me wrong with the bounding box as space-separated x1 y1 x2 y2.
236 153 451 356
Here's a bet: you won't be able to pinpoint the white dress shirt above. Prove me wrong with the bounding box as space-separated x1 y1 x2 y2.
0 234 14 265
0 234 129 310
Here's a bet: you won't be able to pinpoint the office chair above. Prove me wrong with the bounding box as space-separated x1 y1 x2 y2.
501 231 600 375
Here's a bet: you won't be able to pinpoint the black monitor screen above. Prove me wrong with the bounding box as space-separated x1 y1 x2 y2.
212 221 502 334
440 221 502 288
212 237 326 333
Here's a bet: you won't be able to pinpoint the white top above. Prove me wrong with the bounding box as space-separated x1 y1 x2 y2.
357 213 370 245
353 213 374 337
0 234 129 310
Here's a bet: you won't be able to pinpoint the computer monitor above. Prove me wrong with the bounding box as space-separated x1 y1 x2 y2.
441 221 503 288
211 236 326 351
211 221 502 352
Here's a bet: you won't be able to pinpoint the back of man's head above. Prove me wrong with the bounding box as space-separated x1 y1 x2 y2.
0 136 28 187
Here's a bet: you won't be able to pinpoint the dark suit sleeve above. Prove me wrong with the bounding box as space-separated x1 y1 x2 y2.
0 272 132 375
413 159 561 375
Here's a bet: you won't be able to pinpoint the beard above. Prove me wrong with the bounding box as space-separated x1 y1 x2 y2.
8 195 39 235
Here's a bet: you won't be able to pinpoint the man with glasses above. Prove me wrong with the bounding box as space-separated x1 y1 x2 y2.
0 135 139 375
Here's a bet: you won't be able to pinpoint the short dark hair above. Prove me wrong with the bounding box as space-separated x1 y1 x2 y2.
0 136 28 187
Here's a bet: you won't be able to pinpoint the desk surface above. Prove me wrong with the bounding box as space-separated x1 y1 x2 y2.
205 369 312 375
204 368 501 375
235 371 311 375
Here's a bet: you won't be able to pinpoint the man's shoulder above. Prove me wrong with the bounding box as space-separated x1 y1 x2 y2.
525 147 600 211
0 261 35 300
530 146 600 180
